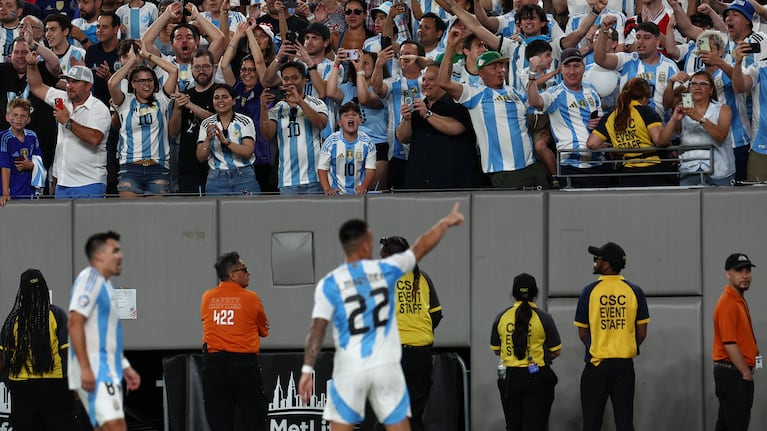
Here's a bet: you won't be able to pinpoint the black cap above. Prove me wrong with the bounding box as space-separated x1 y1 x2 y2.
305 22 330 40
588 242 626 270
725 253 756 270
560 47 584 64
512 273 538 301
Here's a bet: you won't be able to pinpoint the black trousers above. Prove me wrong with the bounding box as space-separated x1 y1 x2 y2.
499 366 557 431
714 365 754 431
580 358 635 431
201 352 268 431
374 346 433 431
7 378 82 431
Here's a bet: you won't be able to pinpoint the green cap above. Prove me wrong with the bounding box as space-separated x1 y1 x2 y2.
476 51 509 71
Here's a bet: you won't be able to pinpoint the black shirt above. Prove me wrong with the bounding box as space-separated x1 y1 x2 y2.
404 92 479 190
179 85 216 176
256 14 309 37
85 43 118 107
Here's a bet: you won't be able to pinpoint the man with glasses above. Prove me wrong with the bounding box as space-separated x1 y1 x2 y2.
169 48 218 194
201 251 270 431
575 242 650 431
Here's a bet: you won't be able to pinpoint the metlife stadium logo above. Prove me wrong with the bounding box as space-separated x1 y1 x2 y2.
267 370 330 431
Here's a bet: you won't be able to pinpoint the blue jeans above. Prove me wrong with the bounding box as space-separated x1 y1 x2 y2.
118 164 170 195
279 182 322 195
55 183 106 199
205 166 260 196
679 173 734 187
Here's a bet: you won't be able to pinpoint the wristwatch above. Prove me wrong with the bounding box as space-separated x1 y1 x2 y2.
425 110 433 118
65 119 73 130
307 64 318 71
699 117 706 125
591 6 600 15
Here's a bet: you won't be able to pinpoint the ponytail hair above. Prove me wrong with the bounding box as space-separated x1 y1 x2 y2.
614 78 652 132
510 273 538 360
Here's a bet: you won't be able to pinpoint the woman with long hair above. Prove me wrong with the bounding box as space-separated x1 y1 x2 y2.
491 273 561 431
196 84 260 195
379 235 442 431
0 269 80 431
587 77 677 186
108 45 179 197
664 70 735 186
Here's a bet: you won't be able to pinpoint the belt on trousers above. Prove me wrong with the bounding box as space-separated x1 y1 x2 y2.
132 159 157 166
402 344 432 349
714 361 753 372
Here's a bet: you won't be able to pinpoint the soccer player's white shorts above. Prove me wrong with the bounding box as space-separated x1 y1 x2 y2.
76 381 125 426
323 362 411 425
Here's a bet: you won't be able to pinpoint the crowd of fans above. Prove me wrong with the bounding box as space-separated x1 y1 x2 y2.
0 0 765 201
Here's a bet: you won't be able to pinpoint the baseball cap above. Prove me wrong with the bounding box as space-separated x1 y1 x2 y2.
560 47 583 64
724 0 755 21
305 22 330 40
59 65 93 84
725 253 756 270
372 1 392 17
512 273 538 301
476 51 509 71
588 242 627 270
257 23 274 39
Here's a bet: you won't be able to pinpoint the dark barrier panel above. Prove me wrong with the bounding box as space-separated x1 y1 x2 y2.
163 352 466 431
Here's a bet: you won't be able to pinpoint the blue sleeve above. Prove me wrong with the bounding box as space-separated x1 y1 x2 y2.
574 283 596 326
0 144 10 169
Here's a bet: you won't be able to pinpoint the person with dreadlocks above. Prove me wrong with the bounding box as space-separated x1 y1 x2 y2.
490 273 561 431
0 269 80 431
377 235 443 431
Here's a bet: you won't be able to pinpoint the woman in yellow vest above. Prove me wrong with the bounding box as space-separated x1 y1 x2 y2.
379 235 442 431
490 273 562 431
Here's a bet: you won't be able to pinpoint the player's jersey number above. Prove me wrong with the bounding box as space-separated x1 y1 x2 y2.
345 287 389 335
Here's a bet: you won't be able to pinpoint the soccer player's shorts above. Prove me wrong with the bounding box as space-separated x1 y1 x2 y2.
76 381 125 426
323 362 411 425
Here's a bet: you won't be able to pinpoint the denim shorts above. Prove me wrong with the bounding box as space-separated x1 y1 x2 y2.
118 163 170 195
205 166 261 196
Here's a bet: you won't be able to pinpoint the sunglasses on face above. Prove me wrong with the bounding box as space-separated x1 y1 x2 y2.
345 8 364 15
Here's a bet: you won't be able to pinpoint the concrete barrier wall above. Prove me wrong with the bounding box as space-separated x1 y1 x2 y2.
0 189 764 431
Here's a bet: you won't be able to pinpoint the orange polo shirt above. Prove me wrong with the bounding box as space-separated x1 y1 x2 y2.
201 281 269 353
712 285 759 367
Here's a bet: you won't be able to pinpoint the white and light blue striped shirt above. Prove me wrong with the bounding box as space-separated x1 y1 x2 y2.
541 82 603 168
198 112 257 170
0 24 20 63
269 96 329 187
116 2 158 40
319 130 377 194
312 250 416 369
116 91 173 167
743 59 767 155
338 82 389 143
614 51 678 120
68 266 125 390
383 75 423 160
458 84 535 173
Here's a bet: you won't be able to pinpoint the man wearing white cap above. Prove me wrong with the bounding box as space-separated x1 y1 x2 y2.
26 60 111 199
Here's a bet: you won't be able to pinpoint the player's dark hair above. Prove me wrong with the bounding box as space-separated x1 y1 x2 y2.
525 39 552 61
215 251 241 281
0 269 54 376
339 219 369 254
339 101 361 115
85 231 120 260
380 236 421 302
614 77 652 132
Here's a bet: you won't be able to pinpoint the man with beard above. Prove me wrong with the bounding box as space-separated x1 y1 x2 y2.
72 0 102 48
396 62 478 189
169 48 217 194
0 38 59 181
0 0 22 62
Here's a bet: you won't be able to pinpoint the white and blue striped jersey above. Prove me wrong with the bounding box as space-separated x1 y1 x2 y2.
452 60 484 87
363 34 405 77
312 250 416 369
68 266 125 390
0 24 20 63
72 19 98 45
567 0 637 18
496 12 564 40
116 2 158 40
116 91 172 167
410 0 448 45
710 68 751 148
500 36 562 92
269 96 329 187
742 60 767 155
613 51 678 120
304 58 337 140
201 10 247 31
198 112 257 170
566 8 626 49
383 75 423 160
163 55 194 92
541 82 603 168
722 32 767 68
318 130 377 194
457 84 535 173
57 45 87 75
338 82 389 142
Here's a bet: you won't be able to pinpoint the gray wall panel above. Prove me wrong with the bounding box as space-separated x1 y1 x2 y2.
0 201 72 311
701 189 767 431
218 197 364 349
367 194 472 347
470 192 546 431
73 199 218 349
548 191 701 297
